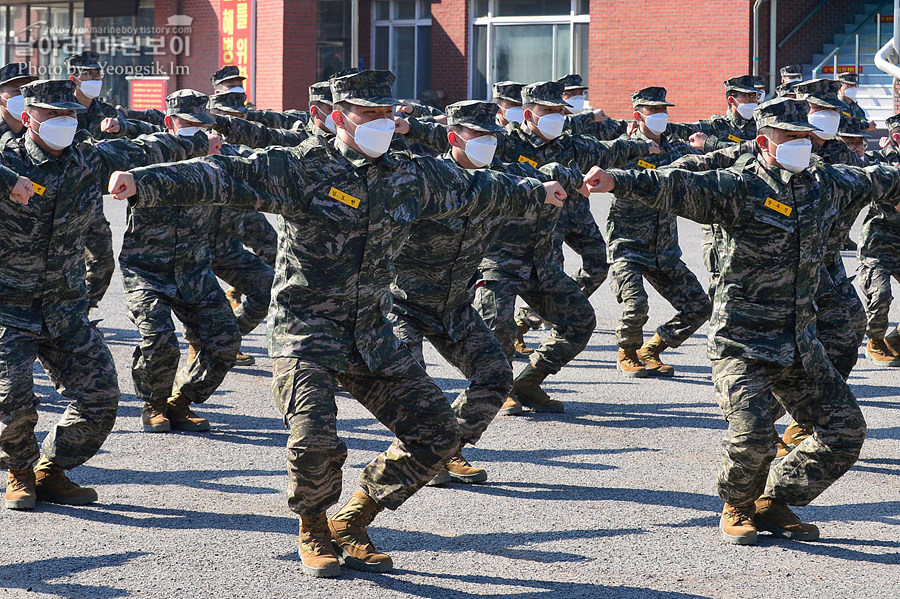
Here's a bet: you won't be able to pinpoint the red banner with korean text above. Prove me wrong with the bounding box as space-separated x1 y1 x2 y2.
128 77 169 110
220 0 254 102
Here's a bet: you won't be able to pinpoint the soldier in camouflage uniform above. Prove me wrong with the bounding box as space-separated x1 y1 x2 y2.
837 72 875 131
857 112 900 366
607 87 711 378
211 65 311 131
780 64 803 84
596 97 900 545
557 73 629 141
690 76 760 152
120 90 240 434
109 70 557 578
1 79 210 511
0 63 36 142
389 100 572 484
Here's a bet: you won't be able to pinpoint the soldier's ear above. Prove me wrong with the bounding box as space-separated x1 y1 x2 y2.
892 132 900 144
632 111 642 122
447 130 460 147
755 134 770 153
331 109 345 129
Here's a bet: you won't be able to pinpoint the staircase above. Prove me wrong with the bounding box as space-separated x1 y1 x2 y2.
806 2 894 126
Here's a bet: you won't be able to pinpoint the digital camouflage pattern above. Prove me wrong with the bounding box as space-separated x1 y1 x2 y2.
0 324 118 470
241 211 278 268
694 108 758 151
214 113 309 148
84 202 115 310
210 65 245 87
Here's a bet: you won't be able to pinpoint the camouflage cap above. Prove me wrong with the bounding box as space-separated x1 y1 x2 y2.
329 67 360 80
0 62 36 87
20 79 85 111
207 90 248 114
780 64 802 78
752 75 765 89
794 78 847 110
631 86 675 108
165 89 216 125
886 112 900 132
837 72 859 86
776 81 798 97
724 75 759 95
445 100 505 133
492 80 523 104
65 50 102 72
521 81 571 107
309 81 334 106
557 73 587 91
837 116 867 138
210 65 245 86
754 97 819 132
330 69 400 107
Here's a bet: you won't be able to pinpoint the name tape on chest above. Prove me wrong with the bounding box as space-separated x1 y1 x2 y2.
328 186 360 209
842 110 851 117
727 134 742 143
517 155 538 168
764 197 792 217
30 182 45 195
637 159 656 170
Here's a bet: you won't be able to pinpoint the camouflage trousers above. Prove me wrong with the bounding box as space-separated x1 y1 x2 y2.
474 270 596 374
389 308 512 447
700 224 721 299
609 260 711 350
712 355 866 508
84 209 116 310
241 212 278 269
125 287 240 405
857 259 900 339
0 324 119 471
272 346 458 515
212 248 275 336
816 279 866 380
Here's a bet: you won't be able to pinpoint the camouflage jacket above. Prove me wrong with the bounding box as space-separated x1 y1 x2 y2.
565 111 629 141
608 154 900 368
206 144 258 259
865 143 900 166
695 109 757 151
120 107 167 128
126 135 545 372
607 129 701 268
246 108 309 130
0 130 208 336
214 115 309 148
859 141 900 270
391 152 552 340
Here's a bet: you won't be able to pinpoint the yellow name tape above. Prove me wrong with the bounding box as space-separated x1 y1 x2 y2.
637 159 656 170
727 134 742 143
842 110 851 117
31 182 45 195
764 197 792 217
518 155 538 168
328 186 360 209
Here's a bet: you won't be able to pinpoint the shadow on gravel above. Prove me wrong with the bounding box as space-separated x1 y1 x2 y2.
445 482 720 512
771 537 900 565
854 457 900 476
79 465 282 495
802 500 900 526
354 570 714 599
466 446 654 471
45 502 295 534
0 551 147 598
566 401 725 430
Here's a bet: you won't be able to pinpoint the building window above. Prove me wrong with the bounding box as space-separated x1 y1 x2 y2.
471 0 589 100
318 0 352 81
372 0 431 100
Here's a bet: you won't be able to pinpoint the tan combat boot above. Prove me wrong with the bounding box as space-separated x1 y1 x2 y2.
884 326 900 356
754 497 819 541
511 364 564 413
141 400 171 433
514 320 534 356
235 346 255 366
636 333 675 377
721 502 757 545
5 467 36 510
166 393 210 432
445 450 487 484
497 396 523 416
782 421 812 447
617 348 648 378
866 338 900 367
328 491 393 572
224 286 242 311
33 459 98 505
299 514 341 578
186 339 200 364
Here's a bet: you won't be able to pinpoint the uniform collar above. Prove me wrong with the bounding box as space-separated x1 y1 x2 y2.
23 132 64 165
333 134 401 170
518 121 553 148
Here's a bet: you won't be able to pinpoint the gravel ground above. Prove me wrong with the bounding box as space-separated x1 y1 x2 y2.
1 193 898 599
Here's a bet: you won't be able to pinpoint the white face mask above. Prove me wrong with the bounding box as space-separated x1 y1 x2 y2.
504 106 524 124
642 112 669 135
345 115 395 158
460 134 498 168
34 115 78 150
4 95 24 122
735 102 758 120
227 86 245 94
565 95 585 113
535 112 565 139
808 109 840 140
757 90 767 103
79 79 102 99
323 113 336 134
842 86 858 102
768 137 812 173
176 126 203 137
785 76 802 84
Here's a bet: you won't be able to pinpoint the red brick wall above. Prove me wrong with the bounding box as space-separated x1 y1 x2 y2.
255 2 317 110
590 1 753 123
154 0 220 95
430 0 468 104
